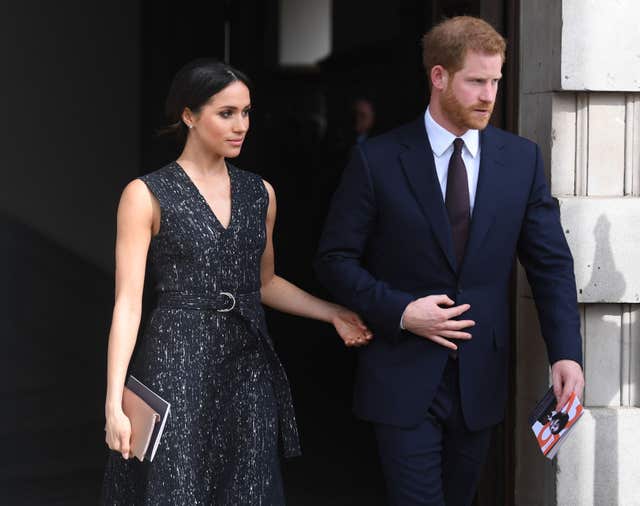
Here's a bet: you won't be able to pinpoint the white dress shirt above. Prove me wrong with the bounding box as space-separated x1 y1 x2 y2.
424 107 481 213
399 109 481 330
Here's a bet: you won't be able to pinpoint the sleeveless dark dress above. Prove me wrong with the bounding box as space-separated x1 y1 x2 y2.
102 162 300 505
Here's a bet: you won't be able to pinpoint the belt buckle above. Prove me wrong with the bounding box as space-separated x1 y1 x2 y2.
217 292 236 312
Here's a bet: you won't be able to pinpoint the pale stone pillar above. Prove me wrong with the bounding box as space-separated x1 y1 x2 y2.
516 1 640 505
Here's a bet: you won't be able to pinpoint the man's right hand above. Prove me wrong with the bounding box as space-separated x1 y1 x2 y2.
402 295 474 350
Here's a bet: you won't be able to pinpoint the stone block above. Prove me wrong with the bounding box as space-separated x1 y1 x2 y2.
520 1 640 93
561 0 640 91
628 305 640 407
584 305 621 407
558 197 640 303
556 407 640 506
587 95 626 196
550 94 577 196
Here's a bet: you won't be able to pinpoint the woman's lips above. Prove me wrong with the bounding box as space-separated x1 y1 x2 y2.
227 138 244 146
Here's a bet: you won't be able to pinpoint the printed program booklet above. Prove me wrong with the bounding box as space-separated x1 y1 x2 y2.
529 386 583 460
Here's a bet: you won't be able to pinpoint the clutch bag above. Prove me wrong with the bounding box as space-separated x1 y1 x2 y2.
121 375 170 462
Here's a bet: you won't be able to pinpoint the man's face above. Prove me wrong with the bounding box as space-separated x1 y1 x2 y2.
354 99 375 135
439 50 503 134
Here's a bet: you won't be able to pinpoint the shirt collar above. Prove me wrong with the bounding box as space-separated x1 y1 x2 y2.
424 107 479 159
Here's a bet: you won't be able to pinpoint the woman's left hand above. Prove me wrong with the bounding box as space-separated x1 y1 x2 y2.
332 308 373 347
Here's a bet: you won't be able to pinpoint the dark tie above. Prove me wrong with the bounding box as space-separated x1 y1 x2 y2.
445 138 470 267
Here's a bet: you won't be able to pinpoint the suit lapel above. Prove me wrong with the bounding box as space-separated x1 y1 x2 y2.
461 127 505 272
398 119 456 272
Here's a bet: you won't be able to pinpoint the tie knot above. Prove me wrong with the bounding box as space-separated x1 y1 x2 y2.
453 138 464 154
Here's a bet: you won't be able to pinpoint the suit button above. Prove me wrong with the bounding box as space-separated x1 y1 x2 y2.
457 287 463 294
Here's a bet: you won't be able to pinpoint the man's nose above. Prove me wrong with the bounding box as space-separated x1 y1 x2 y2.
480 82 496 102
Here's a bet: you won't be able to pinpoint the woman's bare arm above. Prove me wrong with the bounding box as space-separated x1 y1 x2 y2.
104 179 157 458
259 181 371 346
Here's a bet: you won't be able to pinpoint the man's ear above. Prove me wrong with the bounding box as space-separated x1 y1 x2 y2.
430 65 449 92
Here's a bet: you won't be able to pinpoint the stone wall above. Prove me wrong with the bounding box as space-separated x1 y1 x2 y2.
517 1 640 504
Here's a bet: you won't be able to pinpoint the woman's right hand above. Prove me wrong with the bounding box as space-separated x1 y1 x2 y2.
105 408 132 459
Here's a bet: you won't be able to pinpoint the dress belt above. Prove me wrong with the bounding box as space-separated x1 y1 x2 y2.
156 291 259 312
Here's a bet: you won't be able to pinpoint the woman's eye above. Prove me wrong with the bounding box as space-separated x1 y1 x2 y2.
242 109 251 117
220 111 232 118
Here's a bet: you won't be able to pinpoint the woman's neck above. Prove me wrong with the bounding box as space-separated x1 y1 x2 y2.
177 139 226 178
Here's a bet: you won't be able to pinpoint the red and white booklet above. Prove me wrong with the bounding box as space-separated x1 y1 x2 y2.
529 386 584 459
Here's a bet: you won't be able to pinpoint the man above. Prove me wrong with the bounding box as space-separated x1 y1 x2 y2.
353 97 376 144
315 16 584 506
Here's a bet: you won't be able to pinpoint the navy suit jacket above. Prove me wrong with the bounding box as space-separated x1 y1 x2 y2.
315 118 582 431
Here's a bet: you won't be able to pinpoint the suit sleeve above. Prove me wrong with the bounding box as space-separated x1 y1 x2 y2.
517 143 583 366
314 145 414 341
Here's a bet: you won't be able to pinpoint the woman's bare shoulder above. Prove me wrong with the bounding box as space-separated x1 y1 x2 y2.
261 178 276 199
118 179 156 218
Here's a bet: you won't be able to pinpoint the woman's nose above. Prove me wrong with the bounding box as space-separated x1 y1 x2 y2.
233 115 248 132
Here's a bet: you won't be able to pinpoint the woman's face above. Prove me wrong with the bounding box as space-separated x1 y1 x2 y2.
186 80 251 158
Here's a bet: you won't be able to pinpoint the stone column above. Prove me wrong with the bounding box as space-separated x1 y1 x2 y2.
516 1 640 505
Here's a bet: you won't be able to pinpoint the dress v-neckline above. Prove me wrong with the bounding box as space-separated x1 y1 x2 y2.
175 161 235 232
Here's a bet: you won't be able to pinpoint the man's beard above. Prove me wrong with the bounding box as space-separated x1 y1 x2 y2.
441 85 493 131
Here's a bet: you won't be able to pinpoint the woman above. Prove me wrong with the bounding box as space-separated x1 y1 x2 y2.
102 59 371 505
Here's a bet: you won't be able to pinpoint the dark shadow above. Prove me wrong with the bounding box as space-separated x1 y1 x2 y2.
581 215 626 301
0 213 113 505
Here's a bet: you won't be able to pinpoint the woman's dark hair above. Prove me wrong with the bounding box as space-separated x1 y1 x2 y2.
161 58 251 143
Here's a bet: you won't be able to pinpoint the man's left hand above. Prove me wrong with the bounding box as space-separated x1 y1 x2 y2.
551 360 585 410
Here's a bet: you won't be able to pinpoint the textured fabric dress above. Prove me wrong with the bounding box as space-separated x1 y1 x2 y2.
102 162 301 505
